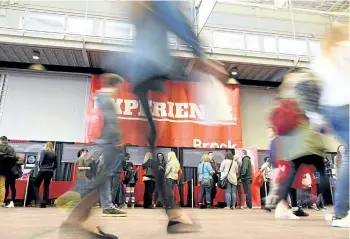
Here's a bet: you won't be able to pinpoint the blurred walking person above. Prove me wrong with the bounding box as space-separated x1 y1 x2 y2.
312 24 350 227
60 74 126 239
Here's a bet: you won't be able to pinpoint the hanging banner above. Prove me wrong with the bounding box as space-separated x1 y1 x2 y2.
86 75 242 148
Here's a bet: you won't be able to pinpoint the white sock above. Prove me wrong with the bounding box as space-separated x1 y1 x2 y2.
292 207 299 212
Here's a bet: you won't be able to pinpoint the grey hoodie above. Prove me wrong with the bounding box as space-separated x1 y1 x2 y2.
95 92 121 145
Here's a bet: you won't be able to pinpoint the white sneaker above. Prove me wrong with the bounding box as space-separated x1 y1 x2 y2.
275 203 299 220
6 201 14 208
325 212 333 221
332 213 350 228
224 207 231 210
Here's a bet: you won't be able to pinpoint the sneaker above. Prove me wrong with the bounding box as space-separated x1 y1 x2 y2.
292 208 309 217
332 214 350 228
102 208 127 217
275 203 299 220
224 207 231 210
6 201 14 208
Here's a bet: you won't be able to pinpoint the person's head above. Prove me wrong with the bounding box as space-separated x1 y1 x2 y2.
267 127 276 139
225 150 234 160
44 142 54 153
100 73 123 95
321 24 350 67
227 148 235 156
201 154 211 163
143 152 152 163
167 151 178 163
264 157 270 163
337 145 345 155
208 152 214 160
77 148 89 158
128 162 134 170
242 149 247 156
0 136 8 144
157 153 165 163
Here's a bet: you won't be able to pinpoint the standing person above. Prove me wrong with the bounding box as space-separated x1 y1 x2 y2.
75 148 90 195
0 136 17 207
123 163 138 208
259 157 271 207
236 156 243 209
208 152 218 207
34 142 57 208
154 153 166 207
142 152 156 209
220 151 239 210
312 24 350 228
104 2 228 233
240 150 252 209
164 152 181 209
198 154 213 209
60 74 126 239
4 154 24 208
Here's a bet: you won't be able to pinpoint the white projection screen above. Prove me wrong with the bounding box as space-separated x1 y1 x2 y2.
0 71 90 142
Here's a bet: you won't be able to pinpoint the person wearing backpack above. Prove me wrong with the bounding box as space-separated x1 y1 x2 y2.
240 150 252 209
122 163 138 208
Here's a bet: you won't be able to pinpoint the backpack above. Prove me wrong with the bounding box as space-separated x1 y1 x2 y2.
269 98 303 135
86 107 103 143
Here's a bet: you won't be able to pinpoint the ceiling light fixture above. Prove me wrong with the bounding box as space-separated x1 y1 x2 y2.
231 67 238 76
32 50 40 60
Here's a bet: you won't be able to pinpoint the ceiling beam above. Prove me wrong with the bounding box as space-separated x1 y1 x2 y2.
196 0 217 36
217 0 350 17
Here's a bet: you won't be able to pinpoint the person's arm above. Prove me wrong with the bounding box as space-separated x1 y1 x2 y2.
78 158 90 171
39 150 45 167
53 155 57 171
164 162 172 178
241 158 247 178
135 170 139 182
259 162 268 173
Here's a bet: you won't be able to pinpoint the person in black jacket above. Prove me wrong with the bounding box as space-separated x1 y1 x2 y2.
34 141 57 208
153 153 166 207
0 136 17 207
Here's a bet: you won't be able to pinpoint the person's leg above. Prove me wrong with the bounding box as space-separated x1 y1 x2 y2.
225 183 232 208
43 172 53 204
242 179 252 208
198 184 205 207
166 178 175 209
4 177 9 203
236 183 242 208
321 105 349 220
210 181 216 206
290 187 309 216
99 176 114 211
110 176 118 205
143 180 151 208
0 175 5 205
125 186 131 205
232 185 237 208
130 187 135 207
10 177 16 203
34 172 45 204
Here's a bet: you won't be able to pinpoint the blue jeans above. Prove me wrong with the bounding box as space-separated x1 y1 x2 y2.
199 181 212 205
225 183 237 207
321 105 349 218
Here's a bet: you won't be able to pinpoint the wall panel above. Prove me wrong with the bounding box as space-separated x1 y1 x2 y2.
0 71 90 142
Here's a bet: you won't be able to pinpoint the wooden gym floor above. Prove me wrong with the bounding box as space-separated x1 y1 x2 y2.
0 207 348 239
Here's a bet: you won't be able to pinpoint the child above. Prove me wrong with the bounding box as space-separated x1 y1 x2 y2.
123 163 138 208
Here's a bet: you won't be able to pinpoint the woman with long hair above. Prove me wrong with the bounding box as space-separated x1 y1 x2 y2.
198 154 213 209
220 151 239 210
142 152 156 209
154 153 166 207
165 152 181 209
34 142 57 208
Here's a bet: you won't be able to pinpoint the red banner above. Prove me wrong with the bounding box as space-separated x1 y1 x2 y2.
86 75 242 148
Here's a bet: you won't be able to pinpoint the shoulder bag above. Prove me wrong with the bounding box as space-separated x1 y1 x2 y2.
218 160 233 189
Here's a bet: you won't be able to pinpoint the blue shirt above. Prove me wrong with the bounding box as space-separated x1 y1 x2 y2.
198 162 213 182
